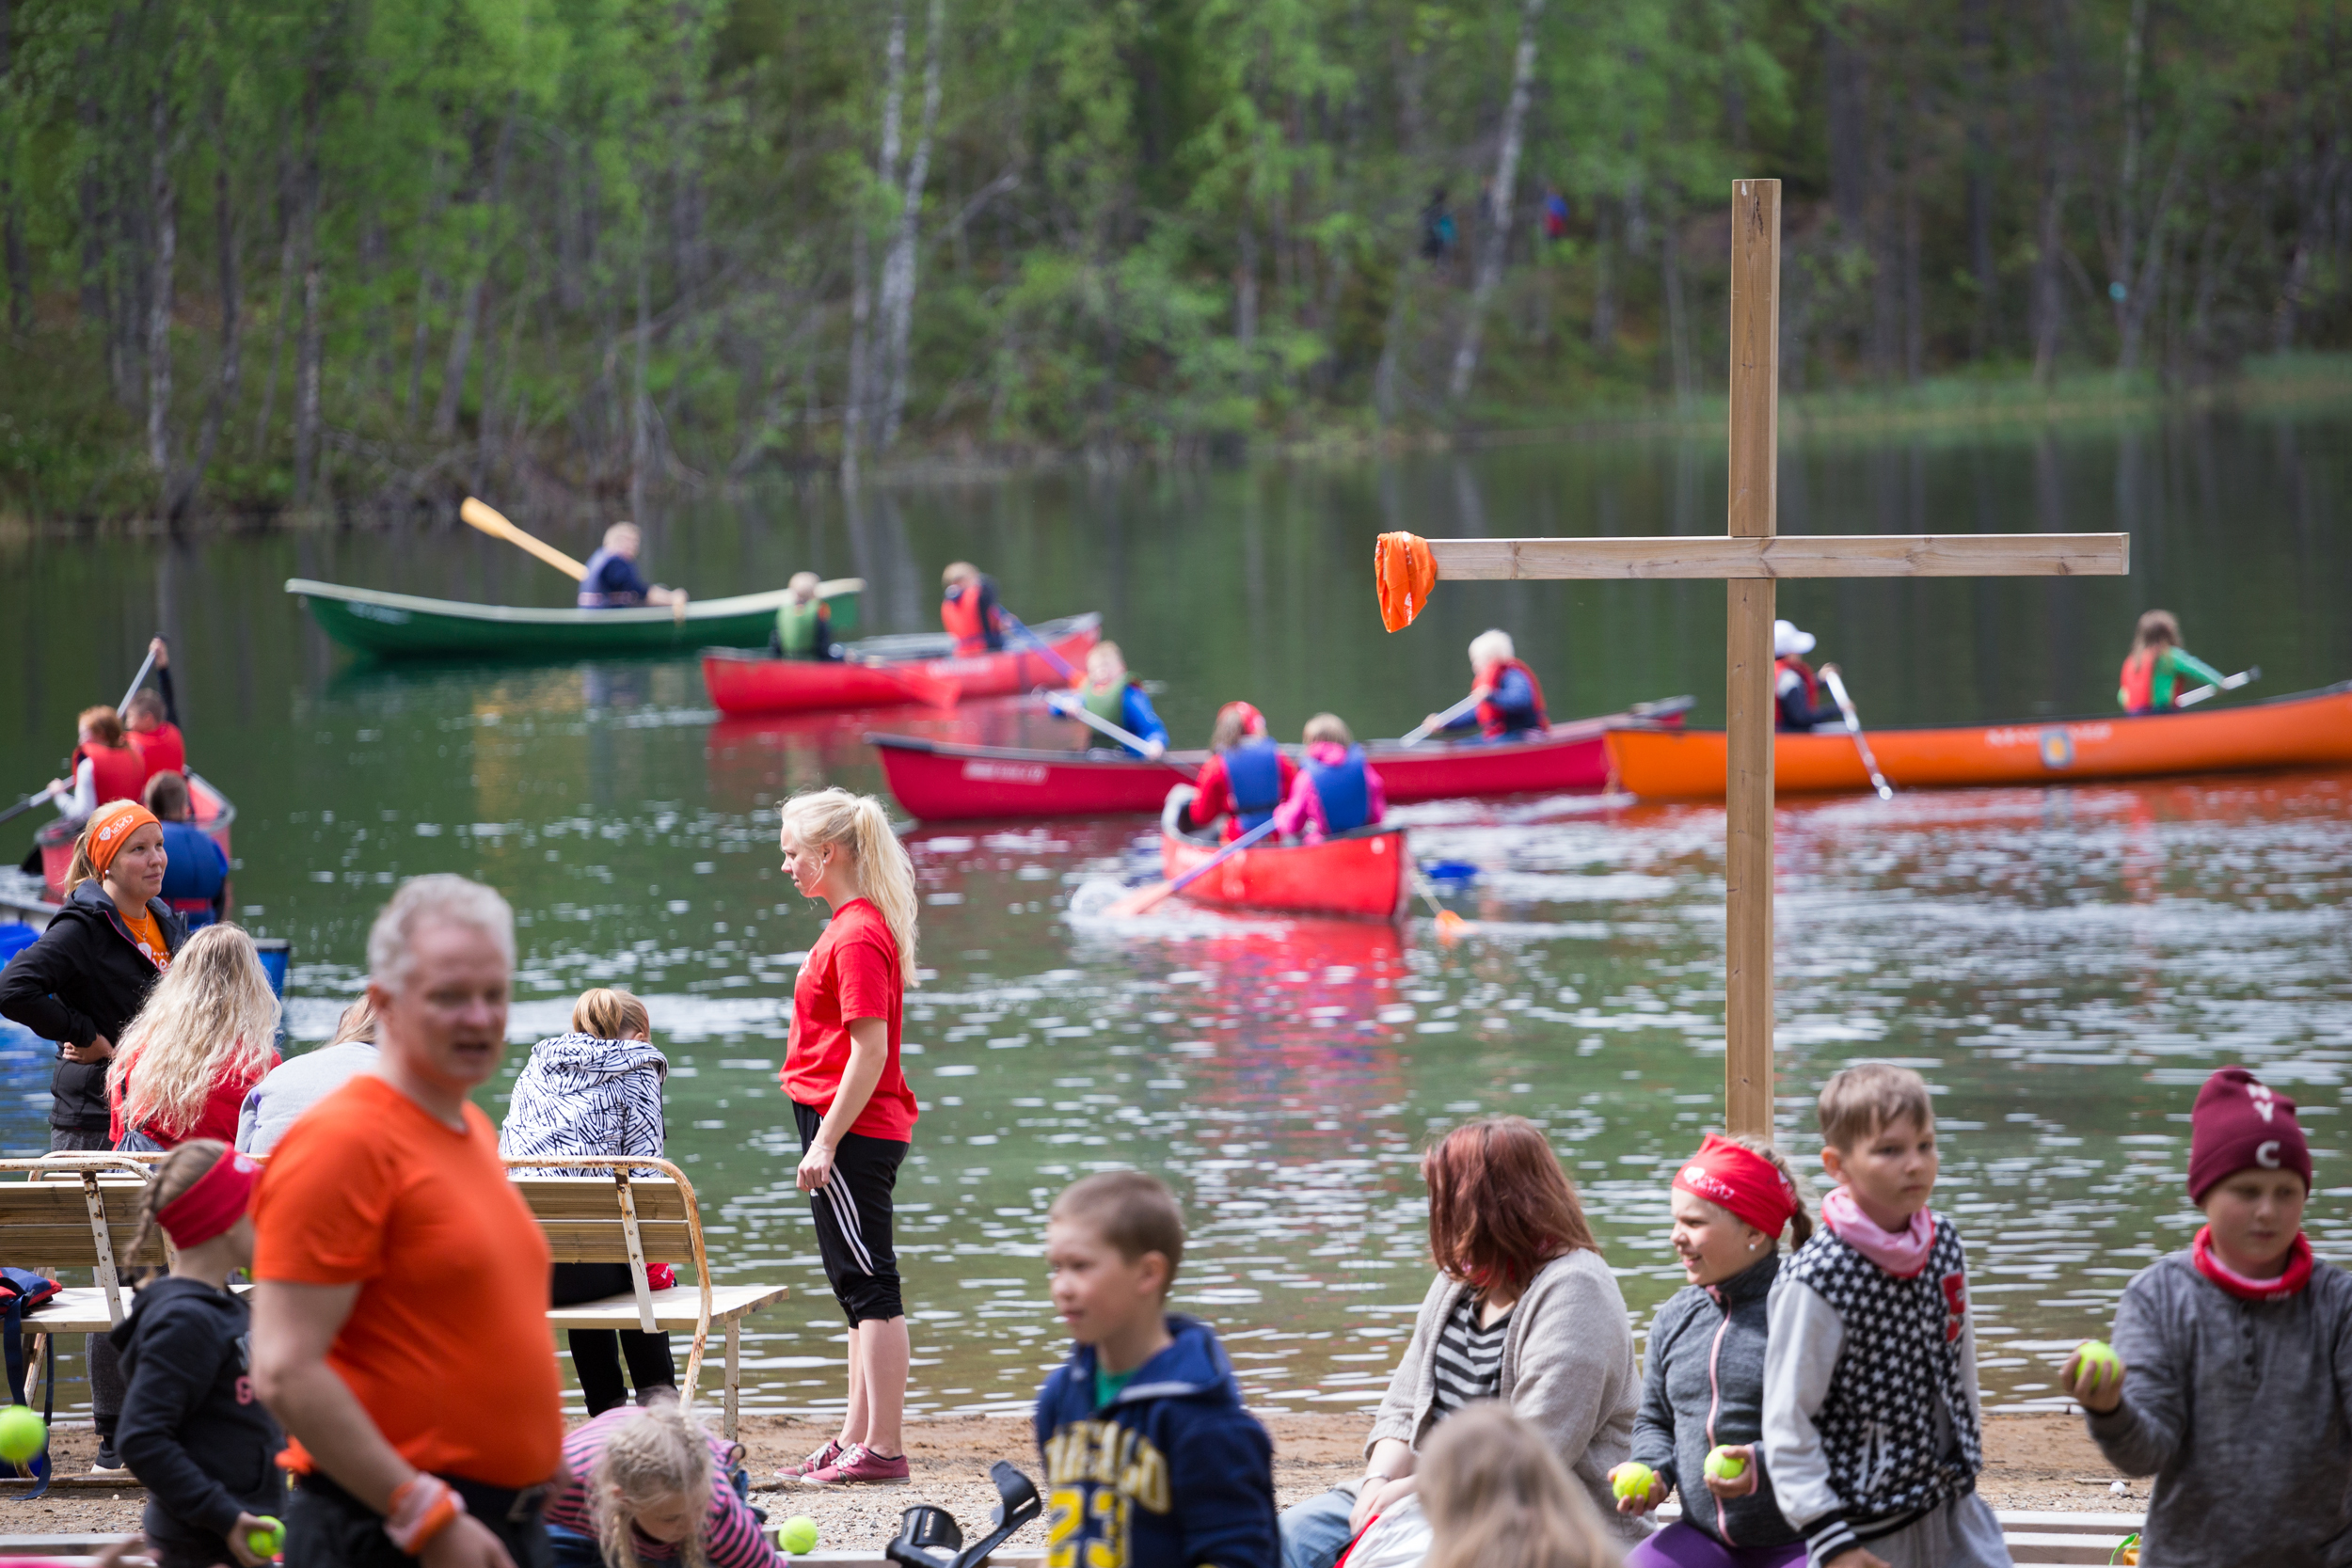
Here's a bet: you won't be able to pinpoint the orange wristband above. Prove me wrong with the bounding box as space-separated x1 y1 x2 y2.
386 1473 465 1555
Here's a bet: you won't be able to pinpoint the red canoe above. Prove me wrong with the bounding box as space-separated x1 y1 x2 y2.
868 696 1692 820
38 770 236 900
701 614 1102 717
1160 826 1411 921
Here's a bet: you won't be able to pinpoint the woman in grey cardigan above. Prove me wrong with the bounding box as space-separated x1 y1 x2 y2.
1279 1116 1643 1568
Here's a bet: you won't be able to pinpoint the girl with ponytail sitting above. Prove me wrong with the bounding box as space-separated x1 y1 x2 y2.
1616 1134 1813 1567
111 1140 285 1568
771 788 923 1488
542 1401 780 1568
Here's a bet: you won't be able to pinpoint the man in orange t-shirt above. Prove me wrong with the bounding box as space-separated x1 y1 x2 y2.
252 876 561 1568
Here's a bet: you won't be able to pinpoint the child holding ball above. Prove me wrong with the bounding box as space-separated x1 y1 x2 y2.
1035 1171 1278 1568
2066 1067 2352 1567
1615 1134 1811 1568
1760 1065 2005 1568
541 1401 783 1568
111 1140 285 1568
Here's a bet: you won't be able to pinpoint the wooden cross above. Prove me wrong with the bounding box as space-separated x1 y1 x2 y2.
1392 181 2129 1137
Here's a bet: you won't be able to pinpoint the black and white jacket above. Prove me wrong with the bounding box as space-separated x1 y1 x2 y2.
500 1032 668 1174
1759 1219 1985 1568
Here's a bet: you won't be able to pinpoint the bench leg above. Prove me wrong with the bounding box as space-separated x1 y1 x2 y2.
724 1321 739 1442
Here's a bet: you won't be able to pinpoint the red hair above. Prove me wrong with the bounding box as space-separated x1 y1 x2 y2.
1423 1117 1599 1292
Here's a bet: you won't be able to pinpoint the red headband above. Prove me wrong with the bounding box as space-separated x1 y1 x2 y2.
155 1150 262 1249
1217 701 1265 736
1674 1134 1799 1239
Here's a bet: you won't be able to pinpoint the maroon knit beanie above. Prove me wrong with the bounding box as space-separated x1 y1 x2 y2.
2187 1067 2311 1203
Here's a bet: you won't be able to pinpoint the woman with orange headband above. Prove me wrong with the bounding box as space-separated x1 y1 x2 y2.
0 800 183 1475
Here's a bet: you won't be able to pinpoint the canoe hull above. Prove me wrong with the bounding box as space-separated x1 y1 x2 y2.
1160 828 1410 922
703 615 1102 716
870 703 1677 821
289 578 863 658
39 771 235 900
1605 682 2352 799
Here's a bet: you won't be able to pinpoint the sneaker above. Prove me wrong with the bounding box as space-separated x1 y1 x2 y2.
798 1444 910 1486
774 1439 843 1481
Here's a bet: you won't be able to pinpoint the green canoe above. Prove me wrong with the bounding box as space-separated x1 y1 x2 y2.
288 578 864 659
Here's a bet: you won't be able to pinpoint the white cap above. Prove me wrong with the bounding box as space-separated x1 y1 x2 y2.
1773 620 1816 658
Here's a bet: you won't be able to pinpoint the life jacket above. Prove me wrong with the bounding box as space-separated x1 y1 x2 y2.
577 547 620 608
1476 657 1549 738
1075 677 1131 726
1775 656 1820 710
940 583 993 656
1221 737 1285 832
1304 746 1372 834
157 820 226 927
73 742 148 808
776 596 825 657
2118 646 2168 715
130 723 184 780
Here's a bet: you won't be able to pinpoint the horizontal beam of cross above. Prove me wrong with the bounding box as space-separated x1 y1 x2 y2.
1424 533 2129 581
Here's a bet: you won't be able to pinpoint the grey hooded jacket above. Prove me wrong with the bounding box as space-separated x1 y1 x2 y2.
2086 1248 2352 1568
1634 1252 1803 1550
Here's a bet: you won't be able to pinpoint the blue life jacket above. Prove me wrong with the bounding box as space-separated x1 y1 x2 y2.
1222 737 1284 832
577 547 618 607
157 820 228 927
1304 746 1371 833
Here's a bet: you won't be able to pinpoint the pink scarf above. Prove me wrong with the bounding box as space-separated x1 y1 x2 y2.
1820 1188 1936 1279
2191 1226 2312 1302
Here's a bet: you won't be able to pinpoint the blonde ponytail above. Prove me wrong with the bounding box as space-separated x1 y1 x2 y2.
782 789 919 988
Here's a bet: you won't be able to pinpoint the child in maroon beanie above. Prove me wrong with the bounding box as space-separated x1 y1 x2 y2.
2065 1066 2352 1568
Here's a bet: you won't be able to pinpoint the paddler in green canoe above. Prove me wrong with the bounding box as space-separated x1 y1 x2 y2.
1057 641 1168 758
768 572 841 660
2118 610 2227 715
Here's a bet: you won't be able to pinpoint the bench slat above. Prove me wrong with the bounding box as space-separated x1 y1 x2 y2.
547 1283 787 1330
539 1221 697 1262
509 1178 693 1224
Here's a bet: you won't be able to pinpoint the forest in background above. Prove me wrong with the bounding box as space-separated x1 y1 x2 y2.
2 0 2349 524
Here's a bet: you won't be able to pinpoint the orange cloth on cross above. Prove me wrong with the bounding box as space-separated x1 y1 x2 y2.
1375 531 1438 632
252 1074 564 1489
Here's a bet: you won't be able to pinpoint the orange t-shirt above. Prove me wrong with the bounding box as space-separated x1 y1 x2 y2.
119 909 171 972
252 1074 562 1488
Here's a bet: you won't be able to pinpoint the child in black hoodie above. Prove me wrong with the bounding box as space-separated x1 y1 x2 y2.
112 1139 285 1568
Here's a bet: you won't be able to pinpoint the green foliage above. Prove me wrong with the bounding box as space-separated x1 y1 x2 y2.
0 0 2347 520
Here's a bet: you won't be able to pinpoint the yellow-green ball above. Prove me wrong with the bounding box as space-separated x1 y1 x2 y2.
0 1405 44 1464
246 1517 284 1559
1705 1446 1748 1481
2076 1340 2121 1381
779 1515 818 1555
1610 1462 1655 1502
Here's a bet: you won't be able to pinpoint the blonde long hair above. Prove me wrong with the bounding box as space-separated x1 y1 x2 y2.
592 1403 715 1568
109 925 280 1142
781 788 918 987
1421 1403 1619 1568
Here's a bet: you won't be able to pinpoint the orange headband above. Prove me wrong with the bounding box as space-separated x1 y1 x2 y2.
87 801 160 879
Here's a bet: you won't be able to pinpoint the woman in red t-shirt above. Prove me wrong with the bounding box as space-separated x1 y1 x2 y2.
774 787 922 1488
108 922 282 1151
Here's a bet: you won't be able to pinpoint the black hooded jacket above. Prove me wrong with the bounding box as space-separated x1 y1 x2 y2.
0 880 186 1130
110 1275 284 1553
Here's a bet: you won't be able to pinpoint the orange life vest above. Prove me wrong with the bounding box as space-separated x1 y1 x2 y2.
1476 658 1549 737
74 741 149 808
2118 647 2162 714
940 584 994 657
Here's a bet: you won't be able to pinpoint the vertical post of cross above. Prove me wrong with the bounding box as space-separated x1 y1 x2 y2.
1724 180 1781 1139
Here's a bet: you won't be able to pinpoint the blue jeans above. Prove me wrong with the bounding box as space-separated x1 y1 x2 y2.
1279 1486 1359 1568
547 1524 599 1568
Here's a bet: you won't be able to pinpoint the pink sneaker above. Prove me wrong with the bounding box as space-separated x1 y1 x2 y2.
775 1438 844 1481
798 1443 910 1486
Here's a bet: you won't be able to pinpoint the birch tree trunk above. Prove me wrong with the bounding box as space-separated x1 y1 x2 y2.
1447 0 1542 403
432 111 516 439
877 0 943 451
146 84 176 479
167 118 238 523
0 0 27 334
291 69 324 505
630 229 651 519
842 2 905 487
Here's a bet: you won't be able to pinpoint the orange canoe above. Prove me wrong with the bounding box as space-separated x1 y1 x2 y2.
1605 682 2352 799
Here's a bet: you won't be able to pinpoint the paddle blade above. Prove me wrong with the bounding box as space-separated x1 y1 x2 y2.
1436 909 1471 942
1103 881 1175 918
460 497 591 581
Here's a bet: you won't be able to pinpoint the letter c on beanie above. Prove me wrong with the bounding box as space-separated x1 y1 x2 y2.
2188 1067 2312 1202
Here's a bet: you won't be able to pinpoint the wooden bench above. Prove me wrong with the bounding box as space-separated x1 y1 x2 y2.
1650 1503 2139 1566
0 1152 787 1441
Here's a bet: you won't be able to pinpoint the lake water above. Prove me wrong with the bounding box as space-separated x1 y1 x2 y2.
4 407 2350 1423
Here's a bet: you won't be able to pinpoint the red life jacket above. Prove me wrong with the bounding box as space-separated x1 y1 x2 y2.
1476 658 1549 738
940 585 992 657
2118 647 2160 714
74 741 149 808
1775 656 1820 711
131 723 185 780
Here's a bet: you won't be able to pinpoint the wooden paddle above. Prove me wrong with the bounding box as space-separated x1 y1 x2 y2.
998 608 1081 682
1047 696 1191 777
4 640 167 827
1410 862 1472 942
460 497 592 580
1105 817 1279 918
1398 691 1483 748
1820 668 1894 800
2174 666 2261 708
0 783 60 828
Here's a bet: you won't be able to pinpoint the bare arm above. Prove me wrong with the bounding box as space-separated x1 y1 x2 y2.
796 1019 887 1193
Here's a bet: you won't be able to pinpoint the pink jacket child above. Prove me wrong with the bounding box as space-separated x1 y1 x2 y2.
1272 716 1387 846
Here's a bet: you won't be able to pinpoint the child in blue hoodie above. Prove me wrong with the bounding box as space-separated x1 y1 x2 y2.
1036 1172 1278 1568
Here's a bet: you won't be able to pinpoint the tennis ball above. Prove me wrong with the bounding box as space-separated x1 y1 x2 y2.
246 1517 284 1560
1704 1446 1748 1481
1610 1462 1656 1503
2074 1339 2122 1385
0 1405 44 1464
779 1515 818 1555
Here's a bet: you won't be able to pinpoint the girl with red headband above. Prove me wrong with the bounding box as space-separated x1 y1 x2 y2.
110 1140 286 1568
1614 1134 1812 1568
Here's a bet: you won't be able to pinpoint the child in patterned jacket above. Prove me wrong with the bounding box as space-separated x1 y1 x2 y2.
1759 1065 2009 1568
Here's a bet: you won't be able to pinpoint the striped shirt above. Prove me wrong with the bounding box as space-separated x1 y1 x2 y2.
1427 1291 1513 1421
542 1408 781 1568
